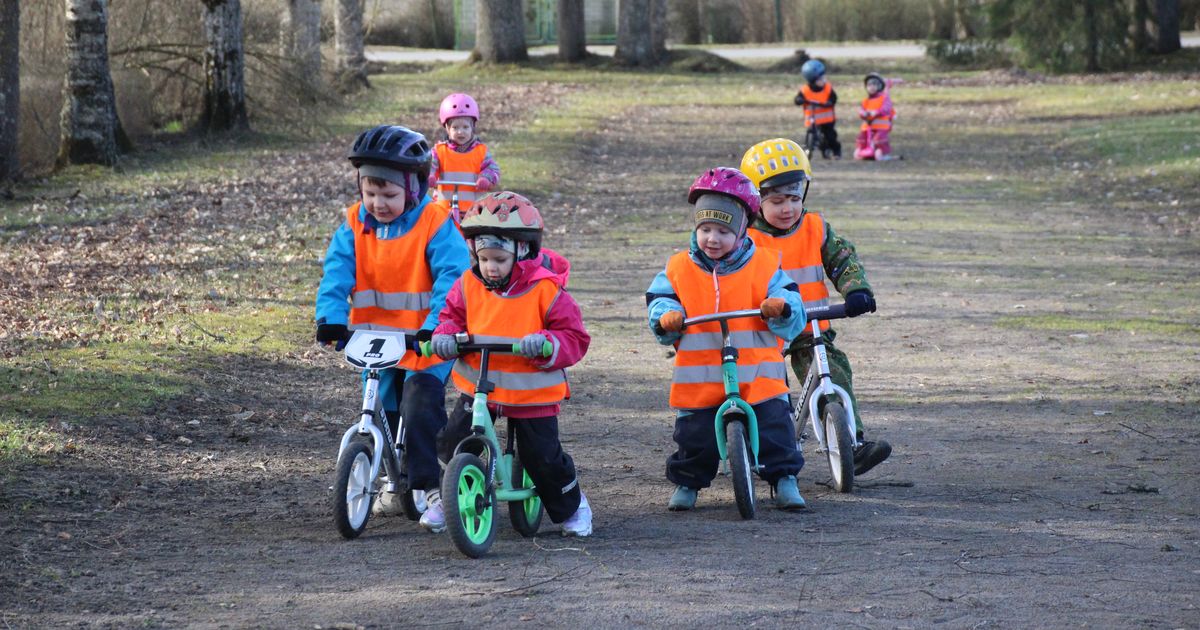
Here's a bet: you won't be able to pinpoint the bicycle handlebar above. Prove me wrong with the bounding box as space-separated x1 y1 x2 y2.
682 309 765 328
436 179 476 187
804 304 847 321
417 337 554 359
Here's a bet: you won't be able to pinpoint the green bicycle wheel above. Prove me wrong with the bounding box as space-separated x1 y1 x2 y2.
508 457 543 537
443 453 497 558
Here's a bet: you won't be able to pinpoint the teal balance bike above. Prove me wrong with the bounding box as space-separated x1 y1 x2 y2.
421 333 554 558
678 307 793 520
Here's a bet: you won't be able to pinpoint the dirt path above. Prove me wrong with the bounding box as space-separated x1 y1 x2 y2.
2 71 1199 628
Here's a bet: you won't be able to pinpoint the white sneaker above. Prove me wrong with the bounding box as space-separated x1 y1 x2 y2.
561 492 592 537
372 491 402 517
419 490 445 533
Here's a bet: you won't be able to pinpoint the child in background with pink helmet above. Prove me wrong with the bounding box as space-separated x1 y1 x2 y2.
855 73 901 161
429 93 502 223
645 167 809 512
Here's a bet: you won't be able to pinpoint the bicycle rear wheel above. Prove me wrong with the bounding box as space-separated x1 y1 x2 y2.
726 419 757 520
823 402 855 493
333 439 374 539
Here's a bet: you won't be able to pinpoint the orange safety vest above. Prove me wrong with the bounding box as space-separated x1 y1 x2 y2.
665 249 789 410
450 273 570 407
860 94 893 132
346 202 449 372
749 213 831 334
432 142 489 214
800 83 836 127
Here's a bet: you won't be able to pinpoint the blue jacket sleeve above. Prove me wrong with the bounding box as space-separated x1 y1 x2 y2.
646 269 685 345
315 221 357 325
421 215 471 331
766 269 807 342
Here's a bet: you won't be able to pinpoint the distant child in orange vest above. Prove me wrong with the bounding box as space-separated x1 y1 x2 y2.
741 138 891 476
315 125 471 516
794 59 842 159
855 72 900 161
646 167 809 512
429 93 502 224
428 192 593 537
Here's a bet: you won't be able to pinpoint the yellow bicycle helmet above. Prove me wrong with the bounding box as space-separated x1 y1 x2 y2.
740 138 812 201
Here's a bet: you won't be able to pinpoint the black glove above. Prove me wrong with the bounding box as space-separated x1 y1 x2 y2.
415 329 433 344
844 291 876 318
316 323 349 345
793 93 805 106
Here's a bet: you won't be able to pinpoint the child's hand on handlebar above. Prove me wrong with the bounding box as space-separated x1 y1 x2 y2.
316 323 349 349
475 176 492 192
430 334 459 360
844 290 876 317
658 311 685 334
519 333 552 359
759 298 791 320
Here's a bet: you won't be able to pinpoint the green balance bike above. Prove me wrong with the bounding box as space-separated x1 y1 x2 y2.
331 330 424 539
792 302 858 493
421 333 553 558
678 307 794 520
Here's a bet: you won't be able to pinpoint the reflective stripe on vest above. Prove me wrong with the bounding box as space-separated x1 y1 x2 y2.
346 201 450 371
800 83 835 127
749 213 831 334
434 143 488 206
450 272 569 407
665 248 789 409
860 94 893 132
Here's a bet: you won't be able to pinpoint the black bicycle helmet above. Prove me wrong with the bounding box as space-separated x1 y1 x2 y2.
348 125 432 202
864 72 885 89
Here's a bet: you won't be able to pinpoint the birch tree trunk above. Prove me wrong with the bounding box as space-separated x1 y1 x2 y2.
281 0 322 83
557 0 587 62
0 0 18 181
200 0 249 131
615 0 667 66
474 0 528 63
57 0 123 167
334 0 369 92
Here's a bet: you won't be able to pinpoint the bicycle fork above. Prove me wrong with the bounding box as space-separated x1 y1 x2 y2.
336 370 399 493
803 324 859 454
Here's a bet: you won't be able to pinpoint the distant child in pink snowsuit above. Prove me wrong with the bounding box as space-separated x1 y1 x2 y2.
426 191 593 538
855 73 900 161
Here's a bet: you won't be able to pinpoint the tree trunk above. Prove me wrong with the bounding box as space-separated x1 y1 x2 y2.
615 0 666 66
1154 0 1181 53
671 0 703 45
475 0 528 63
0 0 18 182
58 0 123 167
557 0 587 62
334 0 369 91
953 0 975 38
1132 0 1151 52
200 0 249 132
928 0 954 40
281 0 322 83
1082 0 1100 72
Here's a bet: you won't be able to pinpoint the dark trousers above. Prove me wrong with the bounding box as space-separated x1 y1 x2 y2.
381 371 449 492
439 394 582 523
815 122 841 156
666 396 804 489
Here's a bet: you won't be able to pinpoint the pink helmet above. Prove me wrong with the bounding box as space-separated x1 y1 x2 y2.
688 167 761 218
438 93 479 125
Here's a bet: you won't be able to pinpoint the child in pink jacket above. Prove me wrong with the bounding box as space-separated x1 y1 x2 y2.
426 191 592 537
855 73 900 161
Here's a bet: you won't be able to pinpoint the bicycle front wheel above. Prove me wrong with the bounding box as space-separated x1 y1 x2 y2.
823 402 855 493
443 453 497 558
726 420 757 520
333 439 374 539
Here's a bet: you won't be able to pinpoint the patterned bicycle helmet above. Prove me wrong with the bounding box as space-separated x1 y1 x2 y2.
740 138 812 200
438 93 480 125
461 192 544 258
800 59 826 83
864 72 885 90
687 167 761 218
347 125 432 204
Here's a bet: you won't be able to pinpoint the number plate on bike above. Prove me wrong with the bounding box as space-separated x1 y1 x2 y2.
344 331 407 369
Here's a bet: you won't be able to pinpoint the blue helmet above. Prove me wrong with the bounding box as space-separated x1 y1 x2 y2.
348 125 432 205
800 59 826 83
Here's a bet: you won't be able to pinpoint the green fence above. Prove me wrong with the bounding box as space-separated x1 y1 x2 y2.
454 0 619 50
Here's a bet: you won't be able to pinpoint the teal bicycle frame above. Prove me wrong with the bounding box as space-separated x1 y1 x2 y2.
681 309 767 472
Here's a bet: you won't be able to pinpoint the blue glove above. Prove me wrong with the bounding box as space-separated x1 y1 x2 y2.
430 334 459 360
845 290 876 317
519 333 550 359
